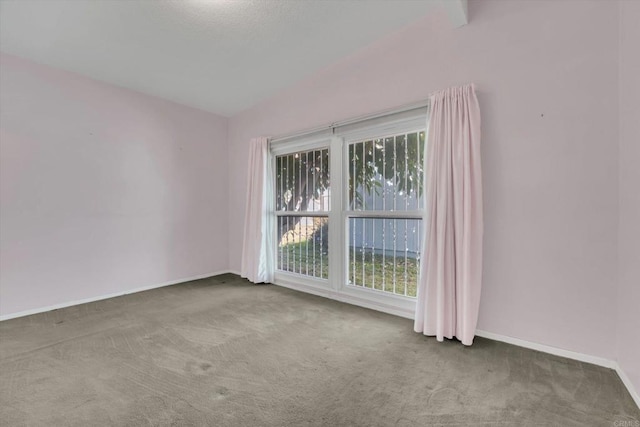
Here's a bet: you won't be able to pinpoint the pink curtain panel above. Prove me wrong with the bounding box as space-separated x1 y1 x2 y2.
414 84 483 346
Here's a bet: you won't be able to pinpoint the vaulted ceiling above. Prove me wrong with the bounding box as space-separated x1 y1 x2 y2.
0 0 466 116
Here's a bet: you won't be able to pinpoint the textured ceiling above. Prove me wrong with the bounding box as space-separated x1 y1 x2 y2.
0 0 438 117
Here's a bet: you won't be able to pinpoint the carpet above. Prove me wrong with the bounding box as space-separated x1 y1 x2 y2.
1 274 638 426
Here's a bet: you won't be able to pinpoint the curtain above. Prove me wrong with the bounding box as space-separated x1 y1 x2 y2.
414 84 483 346
240 137 274 284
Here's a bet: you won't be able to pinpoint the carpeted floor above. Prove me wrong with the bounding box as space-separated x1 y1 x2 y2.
1 273 638 426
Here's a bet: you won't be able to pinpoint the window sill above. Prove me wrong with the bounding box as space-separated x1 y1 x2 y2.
272 271 416 320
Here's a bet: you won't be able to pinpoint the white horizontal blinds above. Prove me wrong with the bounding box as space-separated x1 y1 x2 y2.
336 106 428 142
275 148 330 280
347 130 425 297
270 129 332 155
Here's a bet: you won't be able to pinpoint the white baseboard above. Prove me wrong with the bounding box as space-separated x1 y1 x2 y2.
474 329 616 368
475 329 639 410
0 270 231 321
615 362 640 409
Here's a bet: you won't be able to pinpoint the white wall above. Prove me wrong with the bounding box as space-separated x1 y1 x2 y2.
0 53 229 317
227 0 620 361
617 0 640 400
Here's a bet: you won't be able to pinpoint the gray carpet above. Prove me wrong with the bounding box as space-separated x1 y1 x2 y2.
1 274 638 426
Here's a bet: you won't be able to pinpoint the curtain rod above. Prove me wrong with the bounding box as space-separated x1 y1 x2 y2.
270 98 431 143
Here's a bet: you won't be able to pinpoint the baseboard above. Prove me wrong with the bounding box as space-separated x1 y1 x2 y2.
0 270 231 321
615 362 640 409
475 329 616 368
476 329 640 410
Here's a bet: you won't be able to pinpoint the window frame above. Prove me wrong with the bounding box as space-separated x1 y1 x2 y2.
270 110 427 319
343 128 425 298
272 135 333 286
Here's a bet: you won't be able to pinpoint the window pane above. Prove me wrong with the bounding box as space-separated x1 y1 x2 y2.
275 148 330 212
348 131 425 211
348 217 421 297
277 216 328 280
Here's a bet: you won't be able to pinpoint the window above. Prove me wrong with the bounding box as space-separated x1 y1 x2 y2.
347 131 425 297
275 147 330 280
271 108 427 315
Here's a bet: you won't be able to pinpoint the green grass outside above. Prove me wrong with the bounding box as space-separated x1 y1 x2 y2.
277 241 419 297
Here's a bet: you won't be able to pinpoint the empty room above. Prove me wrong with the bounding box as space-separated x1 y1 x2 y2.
1 0 639 425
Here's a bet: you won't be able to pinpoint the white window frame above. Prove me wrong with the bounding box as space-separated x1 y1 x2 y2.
272 134 332 285
271 109 427 319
